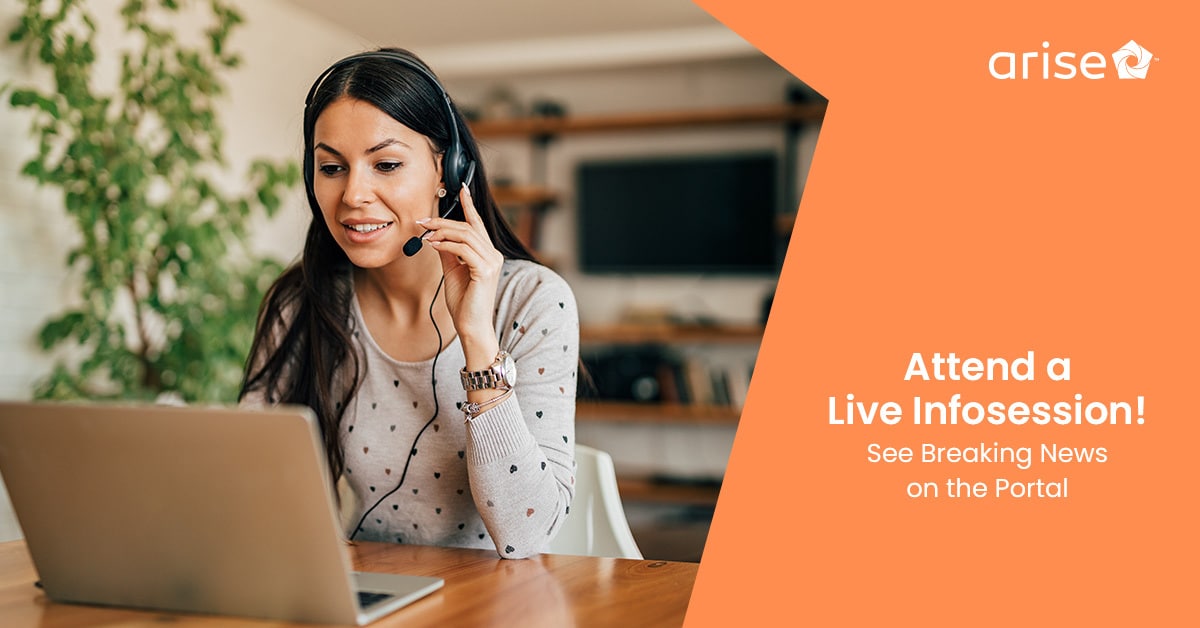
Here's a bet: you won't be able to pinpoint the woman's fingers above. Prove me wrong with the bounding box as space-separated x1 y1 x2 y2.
429 238 484 268
424 221 501 275
415 215 482 235
458 185 494 243
459 184 483 230
424 221 489 253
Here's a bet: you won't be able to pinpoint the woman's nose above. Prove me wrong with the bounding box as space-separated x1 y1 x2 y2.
342 167 375 208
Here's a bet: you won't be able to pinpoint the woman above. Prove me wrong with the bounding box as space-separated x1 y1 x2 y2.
240 49 578 559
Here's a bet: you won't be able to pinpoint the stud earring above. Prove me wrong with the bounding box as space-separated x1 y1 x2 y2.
436 188 447 198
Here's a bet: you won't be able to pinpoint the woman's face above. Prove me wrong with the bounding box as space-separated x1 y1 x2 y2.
311 96 443 268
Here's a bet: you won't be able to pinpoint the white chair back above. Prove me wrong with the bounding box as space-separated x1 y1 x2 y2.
547 444 642 559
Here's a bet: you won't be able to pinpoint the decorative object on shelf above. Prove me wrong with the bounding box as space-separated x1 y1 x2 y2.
5 0 299 402
582 347 666 403
530 98 567 119
579 323 757 414
458 104 483 122
489 152 517 187
479 84 523 120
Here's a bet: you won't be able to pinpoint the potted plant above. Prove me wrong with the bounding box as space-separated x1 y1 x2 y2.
5 0 299 402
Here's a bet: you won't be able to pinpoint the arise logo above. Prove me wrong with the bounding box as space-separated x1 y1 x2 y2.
988 40 1156 80
1111 40 1153 79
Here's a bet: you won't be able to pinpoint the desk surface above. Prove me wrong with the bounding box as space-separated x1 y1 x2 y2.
0 540 697 627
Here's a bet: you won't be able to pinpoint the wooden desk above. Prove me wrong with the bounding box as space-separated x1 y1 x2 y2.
0 540 697 627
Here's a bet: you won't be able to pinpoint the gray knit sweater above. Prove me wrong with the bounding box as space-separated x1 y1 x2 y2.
339 259 578 558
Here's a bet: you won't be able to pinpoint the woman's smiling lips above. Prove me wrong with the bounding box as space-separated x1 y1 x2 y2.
341 218 395 243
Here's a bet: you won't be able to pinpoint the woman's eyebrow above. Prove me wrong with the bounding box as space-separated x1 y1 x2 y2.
314 138 411 157
366 138 408 153
314 142 342 157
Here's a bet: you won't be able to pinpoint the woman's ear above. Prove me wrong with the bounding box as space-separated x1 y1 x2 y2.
431 145 445 186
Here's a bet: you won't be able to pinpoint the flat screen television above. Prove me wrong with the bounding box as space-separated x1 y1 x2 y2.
576 152 778 274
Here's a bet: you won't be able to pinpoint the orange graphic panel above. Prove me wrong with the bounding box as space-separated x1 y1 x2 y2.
687 1 1198 625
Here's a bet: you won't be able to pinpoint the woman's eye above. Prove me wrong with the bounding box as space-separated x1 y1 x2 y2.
318 164 344 176
376 161 402 173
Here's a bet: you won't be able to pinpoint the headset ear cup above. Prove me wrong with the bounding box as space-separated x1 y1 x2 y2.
443 144 468 196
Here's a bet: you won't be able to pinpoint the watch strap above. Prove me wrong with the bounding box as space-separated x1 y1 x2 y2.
460 351 513 391
460 369 501 391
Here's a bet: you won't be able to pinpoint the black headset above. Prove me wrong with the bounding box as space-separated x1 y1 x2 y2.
302 50 476 221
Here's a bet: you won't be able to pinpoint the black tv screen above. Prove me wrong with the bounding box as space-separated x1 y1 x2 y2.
576 153 778 274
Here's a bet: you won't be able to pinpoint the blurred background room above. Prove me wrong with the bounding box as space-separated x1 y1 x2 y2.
0 0 824 560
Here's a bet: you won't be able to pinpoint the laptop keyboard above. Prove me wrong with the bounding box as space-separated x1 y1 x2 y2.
357 591 395 609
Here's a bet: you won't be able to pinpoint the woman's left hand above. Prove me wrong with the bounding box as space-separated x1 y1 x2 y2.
419 185 503 349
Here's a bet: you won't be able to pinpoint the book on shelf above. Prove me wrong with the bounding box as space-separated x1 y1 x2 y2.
709 368 730 407
665 356 753 410
682 357 713 406
657 362 682 404
725 361 752 410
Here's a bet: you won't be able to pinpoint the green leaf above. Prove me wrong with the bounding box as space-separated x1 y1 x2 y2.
8 19 28 43
38 311 87 349
9 88 38 107
20 159 44 179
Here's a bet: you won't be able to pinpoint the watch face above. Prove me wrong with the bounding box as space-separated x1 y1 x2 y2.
502 353 517 387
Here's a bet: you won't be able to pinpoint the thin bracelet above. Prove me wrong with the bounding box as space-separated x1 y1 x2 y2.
461 388 513 421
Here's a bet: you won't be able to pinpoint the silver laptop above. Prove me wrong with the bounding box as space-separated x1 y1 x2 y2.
0 401 443 625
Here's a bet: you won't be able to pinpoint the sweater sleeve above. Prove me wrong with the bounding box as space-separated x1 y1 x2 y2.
464 265 578 558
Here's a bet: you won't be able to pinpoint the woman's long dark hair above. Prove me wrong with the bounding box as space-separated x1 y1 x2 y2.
239 48 535 484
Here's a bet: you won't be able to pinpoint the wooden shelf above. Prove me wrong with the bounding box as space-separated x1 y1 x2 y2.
577 400 740 425
580 323 764 345
492 184 557 206
618 477 721 507
470 103 827 138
